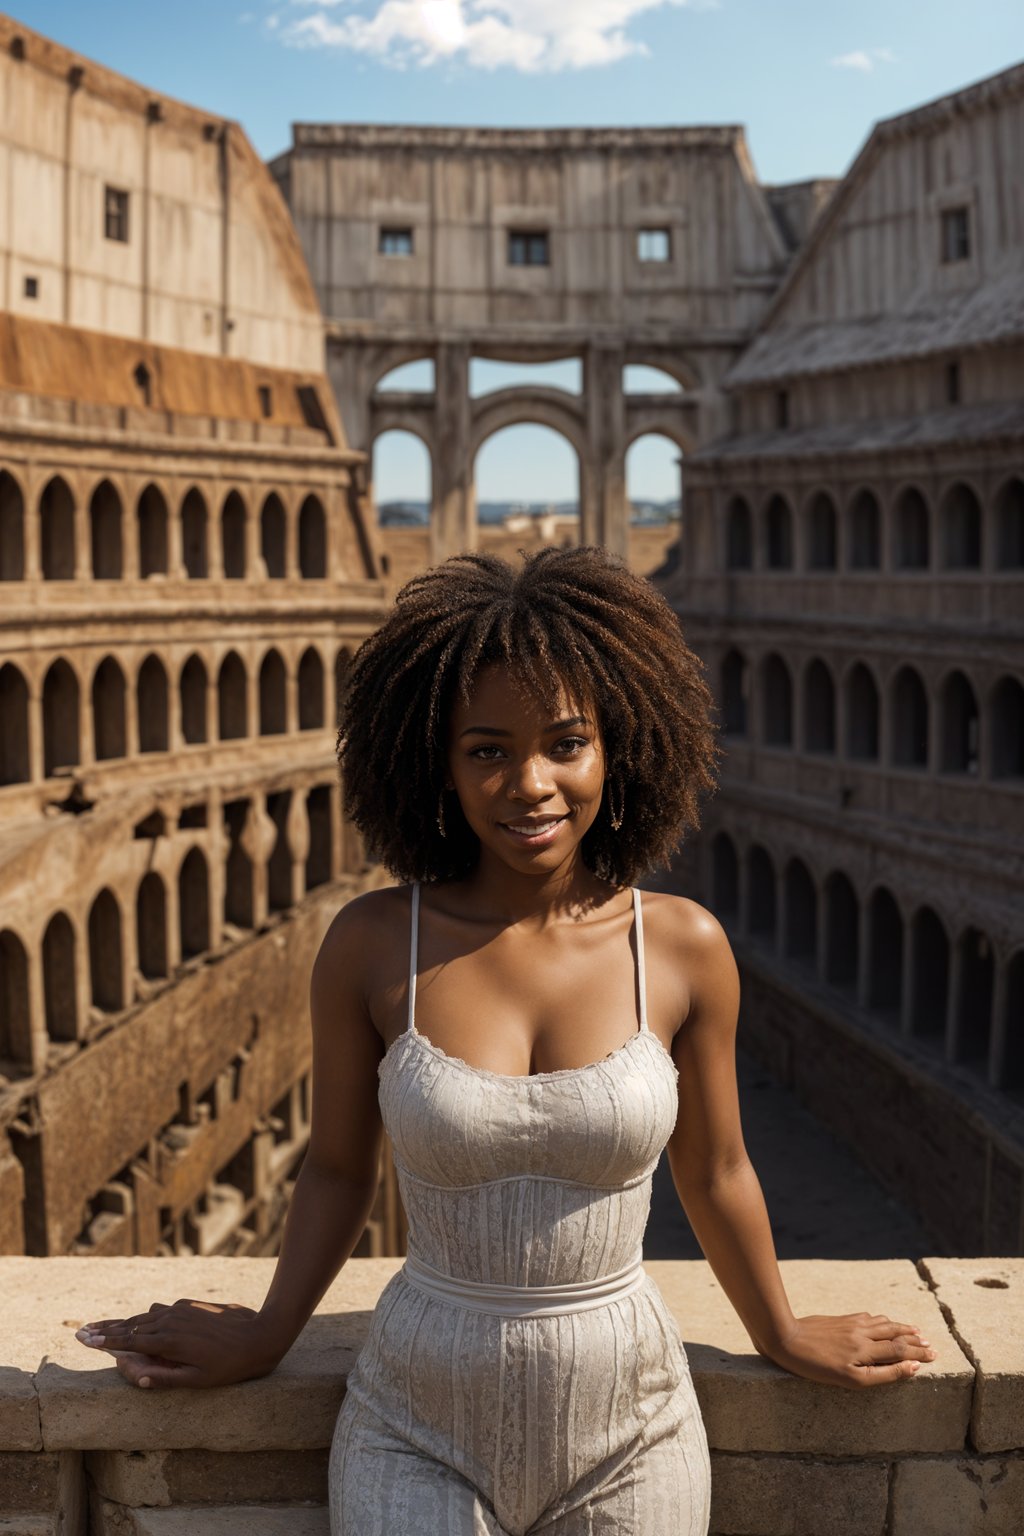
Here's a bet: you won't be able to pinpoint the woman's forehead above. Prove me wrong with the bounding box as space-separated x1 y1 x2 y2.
452 662 593 725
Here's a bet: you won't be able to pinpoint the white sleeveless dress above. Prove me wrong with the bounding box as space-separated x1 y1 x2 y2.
329 885 711 1535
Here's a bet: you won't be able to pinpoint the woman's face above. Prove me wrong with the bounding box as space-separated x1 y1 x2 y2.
446 664 606 875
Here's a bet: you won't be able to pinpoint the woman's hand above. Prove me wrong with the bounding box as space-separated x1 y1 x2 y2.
75 1299 286 1390
756 1312 938 1389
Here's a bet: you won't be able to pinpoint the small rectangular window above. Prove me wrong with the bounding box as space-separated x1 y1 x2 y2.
23 275 38 299
940 206 970 264
637 228 671 263
258 385 273 419
508 230 550 267
379 227 414 257
946 360 961 405
104 185 130 243
775 390 790 430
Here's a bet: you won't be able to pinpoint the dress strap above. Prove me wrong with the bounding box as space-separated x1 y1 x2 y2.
406 882 420 1035
632 887 649 1033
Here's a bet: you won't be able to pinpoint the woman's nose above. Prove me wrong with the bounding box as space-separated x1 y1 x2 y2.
508 756 554 801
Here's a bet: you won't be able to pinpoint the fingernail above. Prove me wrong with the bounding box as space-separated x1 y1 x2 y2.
139 1376 151 1389
918 1338 931 1347
908 1362 920 1373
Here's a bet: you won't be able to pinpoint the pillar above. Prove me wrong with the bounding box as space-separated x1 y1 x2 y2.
431 343 473 563
584 343 628 558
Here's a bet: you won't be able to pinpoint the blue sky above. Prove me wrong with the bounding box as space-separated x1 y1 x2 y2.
14 1 1023 503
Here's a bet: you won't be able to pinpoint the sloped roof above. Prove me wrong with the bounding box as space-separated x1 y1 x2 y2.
691 400 1024 465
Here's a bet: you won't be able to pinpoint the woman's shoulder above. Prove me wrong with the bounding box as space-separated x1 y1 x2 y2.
639 888 736 973
312 883 414 989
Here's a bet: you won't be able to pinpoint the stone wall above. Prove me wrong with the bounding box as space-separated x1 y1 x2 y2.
0 1255 1020 1534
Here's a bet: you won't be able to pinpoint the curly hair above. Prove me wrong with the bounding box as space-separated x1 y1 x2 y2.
339 546 718 885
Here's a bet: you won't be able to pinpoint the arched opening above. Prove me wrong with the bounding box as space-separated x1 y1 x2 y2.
375 359 435 393
136 873 168 980
845 664 879 761
298 495 327 578
711 832 739 923
42 659 80 776
0 471 25 580
40 476 75 580
223 800 254 929
471 358 582 397
218 652 248 740
894 487 930 570
178 849 210 960
306 786 333 890
260 493 286 578
803 660 836 754
1003 953 1024 1090
221 491 247 579
89 480 123 579
137 484 168 577
941 671 979 774
807 492 837 571
180 654 208 746
42 913 76 1041
848 489 881 570
784 859 817 964
372 429 432 531
0 664 30 783
891 667 929 768
748 846 777 943
941 482 982 569
911 908 948 1041
137 655 169 753
335 648 352 731
824 873 858 991
475 424 580 545
726 496 752 570
996 478 1024 570
991 676 1024 779
765 495 793 569
954 928 993 1067
181 487 208 579
721 651 748 737
298 647 325 731
762 654 793 746
868 889 903 1019
88 889 123 1012
267 791 293 911
624 363 688 394
259 649 287 735
92 657 127 761
625 434 680 527
0 930 30 1067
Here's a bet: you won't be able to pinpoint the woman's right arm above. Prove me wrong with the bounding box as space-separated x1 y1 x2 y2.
76 895 387 1390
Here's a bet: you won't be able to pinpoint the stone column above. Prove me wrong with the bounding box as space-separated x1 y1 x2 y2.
988 959 1009 1089
122 493 140 582
584 343 628 558
945 938 963 1063
27 685 43 783
431 343 473 563
73 498 89 580
207 491 224 581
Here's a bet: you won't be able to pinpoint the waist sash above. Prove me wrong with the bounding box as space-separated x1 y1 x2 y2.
402 1251 646 1317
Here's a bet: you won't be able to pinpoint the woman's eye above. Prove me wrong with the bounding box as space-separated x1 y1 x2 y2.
554 736 589 754
469 744 505 760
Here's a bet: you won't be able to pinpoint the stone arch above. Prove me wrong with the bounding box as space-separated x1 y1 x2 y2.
911 907 948 1040
370 426 434 540
224 800 254 929
0 469 25 580
335 647 352 730
761 653 793 746
711 831 739 923
40 475 76 580
940 670 979 774
88 888 124 1012
218 652 248 740
260 492 287 578
181 487 209 579
137 655 169 753
221 490 248 579
720 650 747 736
868 888 903 1017
844 662 880 761
995 476 1024 570
848 488 881 570
42 658 80 776
624 430 685 528
370 351 436 394
764 494 793 570
266 791 293 911
92 656 127 761
180 654 208 746
259 649 287 735
891 666 929 768
803 659 836 754
137 483 169 577
469 390 588 465
824 872 858 991
940 481 982 570
990 675 1024 779
136 872 168 980
298 647 325 731
893 485 930 570
748 845 777 943
0 663 30 783
0 929 31 1066
623 353 702 392
954 926 994 1066
89 479 123 579
726 496 753 570
806 491 837 571
42 912 76 1041
178 849 210 959
298 495 327 578
784 858 817 963
305 785 333 890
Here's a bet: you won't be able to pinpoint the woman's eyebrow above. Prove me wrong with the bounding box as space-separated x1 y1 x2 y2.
459 716 589 739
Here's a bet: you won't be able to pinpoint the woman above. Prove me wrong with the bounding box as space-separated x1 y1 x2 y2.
77 548 936 1534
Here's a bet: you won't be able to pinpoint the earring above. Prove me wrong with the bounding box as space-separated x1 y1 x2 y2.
608 779 624 833
437 790 447 839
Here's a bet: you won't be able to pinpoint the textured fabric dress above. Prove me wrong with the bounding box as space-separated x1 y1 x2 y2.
329 885 711 1535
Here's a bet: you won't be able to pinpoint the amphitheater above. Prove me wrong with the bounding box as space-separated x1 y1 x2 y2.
0 13 1022 1535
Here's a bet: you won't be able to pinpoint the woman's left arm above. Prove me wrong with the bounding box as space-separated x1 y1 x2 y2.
663 905 937 1390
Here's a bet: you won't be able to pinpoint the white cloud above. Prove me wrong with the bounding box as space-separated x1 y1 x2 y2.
269 0 715 72
830 46 896 73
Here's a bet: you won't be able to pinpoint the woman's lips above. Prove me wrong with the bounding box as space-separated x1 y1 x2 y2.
499 815 567 848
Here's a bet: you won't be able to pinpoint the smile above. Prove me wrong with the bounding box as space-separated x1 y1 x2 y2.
499 815 568 848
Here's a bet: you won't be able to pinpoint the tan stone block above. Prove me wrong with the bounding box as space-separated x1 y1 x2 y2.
919 1258 1024 1452
92 1505 329 1536
647 1257 970 1453
86 1449 328 1509
891 1456 1024 1536
0 1368 42 1452
0 1521 57 1536
709 1454 889 1536
0 1452 61 1512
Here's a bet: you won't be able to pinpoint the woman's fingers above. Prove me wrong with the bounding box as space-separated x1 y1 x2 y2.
113 1350 204 1390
